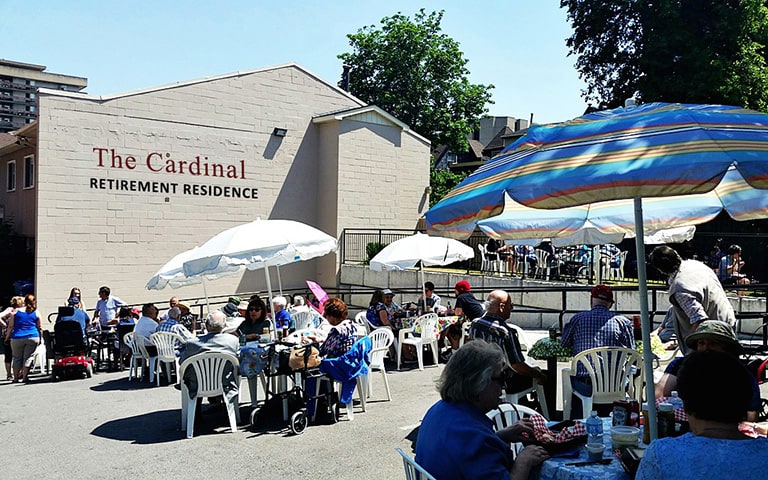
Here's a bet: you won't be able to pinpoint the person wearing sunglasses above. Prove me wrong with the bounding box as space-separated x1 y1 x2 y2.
416 340 549 480
236 296 270 342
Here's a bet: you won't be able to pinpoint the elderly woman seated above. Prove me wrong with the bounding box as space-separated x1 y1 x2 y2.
317 298 357 359
416 340 549 480
236 296 270 342
636 350 768 479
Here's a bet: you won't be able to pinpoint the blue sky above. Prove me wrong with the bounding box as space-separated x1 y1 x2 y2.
3 1 588 124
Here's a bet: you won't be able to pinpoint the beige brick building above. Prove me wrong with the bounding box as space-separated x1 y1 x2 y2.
0 63 430 317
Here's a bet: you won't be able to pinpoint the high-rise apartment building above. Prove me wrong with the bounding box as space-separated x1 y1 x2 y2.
0 59 87 133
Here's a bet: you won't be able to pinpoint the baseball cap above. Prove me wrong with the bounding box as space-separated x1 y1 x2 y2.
591 285 614 302
382 288 394 296
67 297 80 306
455 280 471 293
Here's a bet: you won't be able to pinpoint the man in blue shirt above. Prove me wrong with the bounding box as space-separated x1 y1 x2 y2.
56 296 90 334
92 285 125 329
560 285 634 418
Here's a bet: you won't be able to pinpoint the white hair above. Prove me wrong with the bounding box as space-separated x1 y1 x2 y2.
293 296 305 306
206 310 227 332
272 296 287 308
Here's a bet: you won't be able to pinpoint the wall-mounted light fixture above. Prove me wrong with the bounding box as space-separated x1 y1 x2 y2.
272 127 288 137
424 185 432 195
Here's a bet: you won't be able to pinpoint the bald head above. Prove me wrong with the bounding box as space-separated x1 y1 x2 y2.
486 290 512 319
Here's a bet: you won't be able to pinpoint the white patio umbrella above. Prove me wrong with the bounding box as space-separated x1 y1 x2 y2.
155 219 337 313
369 233 474 305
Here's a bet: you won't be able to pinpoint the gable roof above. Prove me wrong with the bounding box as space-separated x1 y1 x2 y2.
37 63 364 106
313 105 430 145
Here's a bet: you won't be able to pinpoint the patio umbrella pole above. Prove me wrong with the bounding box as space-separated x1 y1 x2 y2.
634 197 658 440
276 265 283 296
264 265 276 336
202 277 210 313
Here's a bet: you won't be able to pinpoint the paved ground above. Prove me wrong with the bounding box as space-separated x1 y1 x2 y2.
4 336 505 480
12 329 762 480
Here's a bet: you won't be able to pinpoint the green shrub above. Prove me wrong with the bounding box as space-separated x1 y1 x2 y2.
364 242 387 265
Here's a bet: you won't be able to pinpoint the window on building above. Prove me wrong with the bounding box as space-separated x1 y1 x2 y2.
23 155 34 189
6 160 16 191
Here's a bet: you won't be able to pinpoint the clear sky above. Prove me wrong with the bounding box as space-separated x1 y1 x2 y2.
3 0 589 125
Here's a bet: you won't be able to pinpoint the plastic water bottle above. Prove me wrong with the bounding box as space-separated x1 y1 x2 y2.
586 410 604 445
668 391 684 411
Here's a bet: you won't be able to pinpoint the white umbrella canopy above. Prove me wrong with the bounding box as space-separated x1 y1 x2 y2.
369 233 474 305
369 233 474 272
173 219 337 309
147 247 222 290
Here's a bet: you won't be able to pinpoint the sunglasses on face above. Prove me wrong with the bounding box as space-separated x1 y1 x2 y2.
249 307 262 311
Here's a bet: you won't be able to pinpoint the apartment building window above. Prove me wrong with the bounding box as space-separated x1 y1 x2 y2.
6 160 15 191
23 155 34 189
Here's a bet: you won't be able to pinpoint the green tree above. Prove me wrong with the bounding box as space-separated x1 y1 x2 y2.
429 157 468 208
338 9 494 153
561 0 768 110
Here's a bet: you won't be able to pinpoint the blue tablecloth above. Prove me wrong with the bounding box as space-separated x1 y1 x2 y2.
539 418 632 480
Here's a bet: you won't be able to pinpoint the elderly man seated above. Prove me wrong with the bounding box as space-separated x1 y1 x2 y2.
178 310 239 409
157 307 195 350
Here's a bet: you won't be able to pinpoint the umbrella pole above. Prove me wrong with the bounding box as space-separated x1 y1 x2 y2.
420 263 427 312
634 197 658 440
201 277 210 313
276 265 283 296
264 265 275 336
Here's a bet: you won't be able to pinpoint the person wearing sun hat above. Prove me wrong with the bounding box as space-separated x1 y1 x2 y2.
560 284 634 418
655 320 760 422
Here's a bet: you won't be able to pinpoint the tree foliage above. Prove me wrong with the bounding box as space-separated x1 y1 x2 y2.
429 157 468 208
338 9 494 152
561 0 768 111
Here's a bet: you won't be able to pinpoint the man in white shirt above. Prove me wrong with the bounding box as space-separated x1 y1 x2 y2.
134 303 160 355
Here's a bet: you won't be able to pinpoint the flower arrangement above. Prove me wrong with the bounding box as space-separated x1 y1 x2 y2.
529 338 573 361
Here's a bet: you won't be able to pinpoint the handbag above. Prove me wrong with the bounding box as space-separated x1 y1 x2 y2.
288 344 321 370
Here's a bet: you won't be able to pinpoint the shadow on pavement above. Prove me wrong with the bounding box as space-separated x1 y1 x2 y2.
91 409 183 443
90 376 175 392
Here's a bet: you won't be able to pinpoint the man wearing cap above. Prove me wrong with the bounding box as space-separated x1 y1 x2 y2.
561 285 634 419
650 246 736 354
655 320 760 421
56 296 91 335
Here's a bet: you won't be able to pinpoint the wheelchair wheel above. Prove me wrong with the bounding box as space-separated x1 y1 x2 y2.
290 410 308 435
249 407 260 426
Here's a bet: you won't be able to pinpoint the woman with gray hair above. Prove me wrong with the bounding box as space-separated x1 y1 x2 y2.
415 340 549 480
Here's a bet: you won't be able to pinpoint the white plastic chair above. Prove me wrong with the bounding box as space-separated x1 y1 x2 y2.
132 333 158 384
353 311 371 334
457 319 472 348
611 250 628 280
150 331 185 386
486 403 543 458
478 244 500 274
561 346 643 420
397 313 439 371
364 328 394 401
534 249 551 280
395 447 437 480
123 332 147 381
292 310 315 331
31 342 49 374
179 351 240 438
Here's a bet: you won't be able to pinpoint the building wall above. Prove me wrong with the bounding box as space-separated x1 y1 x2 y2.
0 145 36 235
29 64 429 317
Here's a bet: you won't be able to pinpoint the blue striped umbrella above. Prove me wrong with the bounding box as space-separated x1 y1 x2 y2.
426 102 768 439
476 167 766 244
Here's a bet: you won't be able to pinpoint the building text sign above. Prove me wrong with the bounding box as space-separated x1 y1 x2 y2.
89 147 258 199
